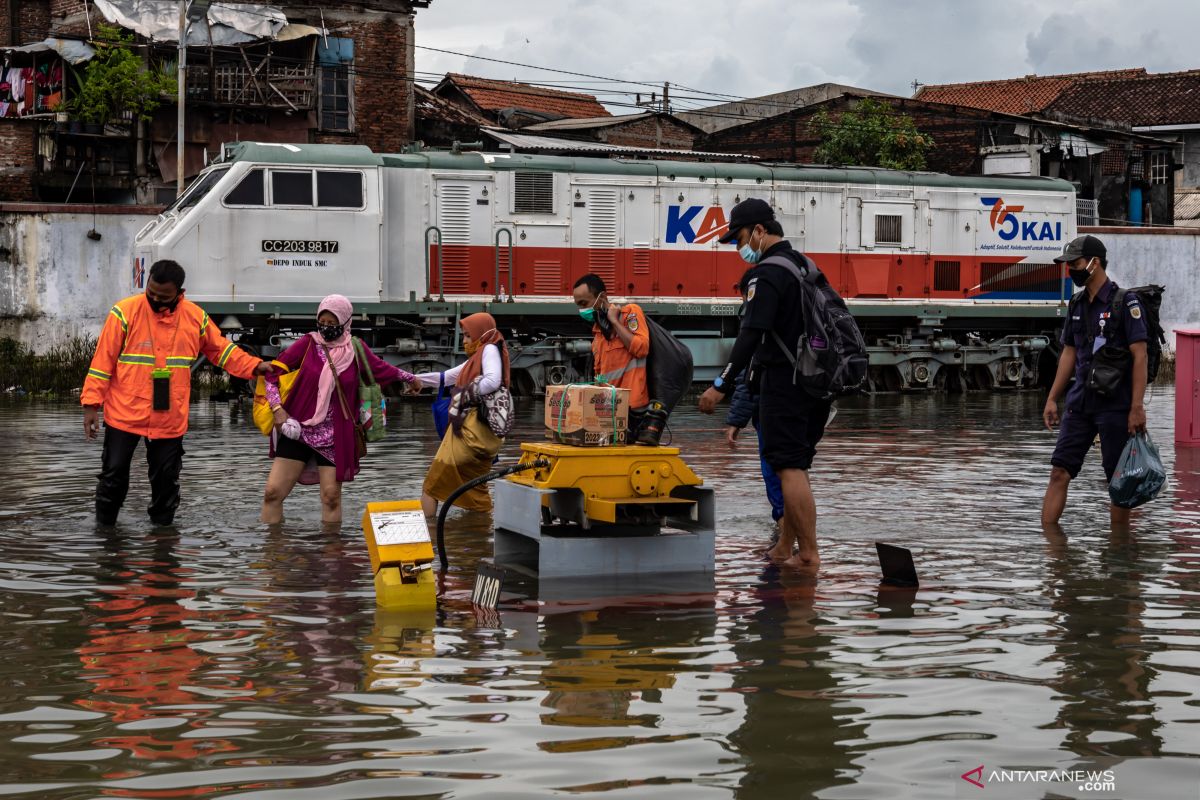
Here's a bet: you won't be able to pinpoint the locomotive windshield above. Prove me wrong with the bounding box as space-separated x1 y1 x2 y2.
163 167 229 216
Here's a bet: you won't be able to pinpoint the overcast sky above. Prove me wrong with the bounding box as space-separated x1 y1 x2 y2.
414 0 1198 111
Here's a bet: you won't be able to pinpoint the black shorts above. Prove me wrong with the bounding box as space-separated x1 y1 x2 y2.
1051 408 1129 481
274 435 334 468
757 368 832 472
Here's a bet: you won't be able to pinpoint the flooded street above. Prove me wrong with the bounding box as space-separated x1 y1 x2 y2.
0 391 1197 799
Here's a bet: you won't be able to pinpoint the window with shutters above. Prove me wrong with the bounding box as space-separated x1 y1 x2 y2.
513 172 554 213
874 214 902 245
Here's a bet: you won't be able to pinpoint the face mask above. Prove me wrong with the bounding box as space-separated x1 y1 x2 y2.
318 323 344 342
738 229 762 265
1068 259 1093 288
463 339 480 355
579 295 603 323
146 294 179 313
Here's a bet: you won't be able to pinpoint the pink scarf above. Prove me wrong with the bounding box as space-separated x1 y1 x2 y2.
304 294 356 426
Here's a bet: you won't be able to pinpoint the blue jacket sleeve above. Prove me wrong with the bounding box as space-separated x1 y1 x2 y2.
723 369 757 428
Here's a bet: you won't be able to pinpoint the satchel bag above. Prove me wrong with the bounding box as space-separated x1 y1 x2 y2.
322 343 368 459
480 383 514 437
1087 345 1132 397
352 338 387 442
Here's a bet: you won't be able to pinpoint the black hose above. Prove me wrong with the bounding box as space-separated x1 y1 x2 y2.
435 458 550 571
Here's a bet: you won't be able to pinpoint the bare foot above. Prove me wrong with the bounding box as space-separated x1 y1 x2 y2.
766 545 793 562
782 552 820 570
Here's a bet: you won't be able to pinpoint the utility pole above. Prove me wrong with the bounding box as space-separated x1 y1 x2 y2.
176 0 186 196
176 0 209 197
662 81 669 114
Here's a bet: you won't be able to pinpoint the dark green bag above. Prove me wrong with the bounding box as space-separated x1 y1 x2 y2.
352 338 387 443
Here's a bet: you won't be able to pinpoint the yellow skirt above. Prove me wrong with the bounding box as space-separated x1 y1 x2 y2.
422 408 504 512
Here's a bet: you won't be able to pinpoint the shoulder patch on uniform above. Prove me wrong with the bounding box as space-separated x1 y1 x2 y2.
626 314 639 332
747 277 757 302
1130 306 1142 319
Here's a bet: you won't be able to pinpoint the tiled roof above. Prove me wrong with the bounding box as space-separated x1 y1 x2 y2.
1174 192 1200 222
441 73 610 119
415 85 489 127
916 69 1147 115
1051 71 1200 126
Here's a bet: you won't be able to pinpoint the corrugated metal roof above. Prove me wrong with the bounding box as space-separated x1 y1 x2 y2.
522 113 656 132
1 38 95 64
483 128 748 159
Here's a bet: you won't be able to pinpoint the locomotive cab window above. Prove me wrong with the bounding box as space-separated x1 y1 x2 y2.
271 170 314 206
317 171 363 208
513 171 555 214
166 166 228 215
224 169 265 206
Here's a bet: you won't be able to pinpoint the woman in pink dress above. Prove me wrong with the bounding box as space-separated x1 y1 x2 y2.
260 294 415 525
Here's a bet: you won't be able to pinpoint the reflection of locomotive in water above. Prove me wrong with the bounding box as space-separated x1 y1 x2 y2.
134 142 1077 393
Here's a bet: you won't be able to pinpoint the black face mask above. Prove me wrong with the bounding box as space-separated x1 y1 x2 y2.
1068 268 1090 288
318 323 344 342
146 294 180 313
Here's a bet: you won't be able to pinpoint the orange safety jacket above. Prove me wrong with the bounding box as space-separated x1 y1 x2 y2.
81 293 260 439
592 302 651 409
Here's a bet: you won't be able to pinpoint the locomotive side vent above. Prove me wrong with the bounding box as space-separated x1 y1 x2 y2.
934 260 961 291
513 172 555 214
874 214 902 246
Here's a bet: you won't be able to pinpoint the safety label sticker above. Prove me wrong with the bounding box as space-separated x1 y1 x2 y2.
370 510 430 545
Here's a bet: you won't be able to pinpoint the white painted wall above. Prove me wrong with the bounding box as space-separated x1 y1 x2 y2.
1087 228 1200 349
0 210 151 349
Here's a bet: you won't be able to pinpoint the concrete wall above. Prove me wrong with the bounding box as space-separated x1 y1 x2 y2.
1081 225 1200 349
0 205 156 348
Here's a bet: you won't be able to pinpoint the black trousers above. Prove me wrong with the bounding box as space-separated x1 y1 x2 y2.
96 425 185 525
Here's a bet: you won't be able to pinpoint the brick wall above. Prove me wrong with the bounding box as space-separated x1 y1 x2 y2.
47 0 90 37
0 121 37 201
701 97 988 174
1 0 51 45
602 116 695 150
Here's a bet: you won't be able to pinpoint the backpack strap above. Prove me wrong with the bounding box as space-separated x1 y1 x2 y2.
758 254 816 371
352 337 376 388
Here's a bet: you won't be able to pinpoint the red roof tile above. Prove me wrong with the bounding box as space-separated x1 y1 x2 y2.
1051 70 1200 126
440 73 610 119
916 69 1146 115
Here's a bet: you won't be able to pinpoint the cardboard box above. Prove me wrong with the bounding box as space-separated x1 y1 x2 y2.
545 384 630 446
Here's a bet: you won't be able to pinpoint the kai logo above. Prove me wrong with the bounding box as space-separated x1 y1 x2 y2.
981 197 1063 242
665 205 729 244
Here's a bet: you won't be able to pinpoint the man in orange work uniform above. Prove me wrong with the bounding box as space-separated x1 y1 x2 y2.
82 259 272 526
572 273 651 440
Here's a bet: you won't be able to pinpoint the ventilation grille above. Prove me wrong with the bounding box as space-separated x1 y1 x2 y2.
437 184 471 292
874 214 902 245
514 172 554 213
934 260 961 291
587 190 620 286
979 262 1060 294
632 243 651 275
534 259 561 294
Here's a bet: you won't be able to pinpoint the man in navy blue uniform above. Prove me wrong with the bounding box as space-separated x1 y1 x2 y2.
1042 235 1149 528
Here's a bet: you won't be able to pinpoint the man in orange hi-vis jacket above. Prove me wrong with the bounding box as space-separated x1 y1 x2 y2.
572 273 651 439
82 259 272 526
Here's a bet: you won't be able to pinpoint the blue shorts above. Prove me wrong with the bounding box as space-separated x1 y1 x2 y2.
1050 408 1129 482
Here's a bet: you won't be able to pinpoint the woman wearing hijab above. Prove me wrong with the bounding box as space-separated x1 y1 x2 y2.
411 313 510 516
260 294 416 525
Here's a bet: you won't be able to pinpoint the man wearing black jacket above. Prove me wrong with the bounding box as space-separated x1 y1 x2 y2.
699 198 833 569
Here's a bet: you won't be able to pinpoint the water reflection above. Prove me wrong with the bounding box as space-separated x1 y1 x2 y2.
0 395 1196 798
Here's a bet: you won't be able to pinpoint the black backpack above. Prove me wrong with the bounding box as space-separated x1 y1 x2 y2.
645 316 694 413
1067 284 1166 382
759 254 869 400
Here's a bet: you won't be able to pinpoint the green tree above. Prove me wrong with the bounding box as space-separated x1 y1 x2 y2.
71 24 175 124
811 98 933 171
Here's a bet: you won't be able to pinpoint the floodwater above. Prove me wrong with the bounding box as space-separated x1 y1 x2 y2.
0 390 1197 799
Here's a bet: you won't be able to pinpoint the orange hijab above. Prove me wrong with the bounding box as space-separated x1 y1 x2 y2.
457 312 509 389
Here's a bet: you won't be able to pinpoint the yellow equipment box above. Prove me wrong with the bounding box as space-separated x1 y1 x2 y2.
507 442 704 525
361 500 436 610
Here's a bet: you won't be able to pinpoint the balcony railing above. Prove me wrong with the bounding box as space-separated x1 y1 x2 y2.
1076 198 1099 227
186 60 315 110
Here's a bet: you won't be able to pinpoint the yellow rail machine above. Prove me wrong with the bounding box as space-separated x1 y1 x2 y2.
491 442 715 579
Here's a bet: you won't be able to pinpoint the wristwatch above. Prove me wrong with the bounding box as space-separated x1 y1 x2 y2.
713 376 724 390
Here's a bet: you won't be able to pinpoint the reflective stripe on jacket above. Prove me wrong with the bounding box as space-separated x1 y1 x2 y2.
592 302 651 408
81 294 260 438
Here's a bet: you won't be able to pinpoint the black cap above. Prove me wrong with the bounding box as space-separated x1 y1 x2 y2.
718 198 774 244
1053 234 1106 263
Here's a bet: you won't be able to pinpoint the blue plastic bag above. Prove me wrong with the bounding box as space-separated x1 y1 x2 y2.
1108 431 1166 509
432 372 450 440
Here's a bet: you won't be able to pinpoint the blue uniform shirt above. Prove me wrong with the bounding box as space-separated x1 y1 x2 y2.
1059 279 1148 413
